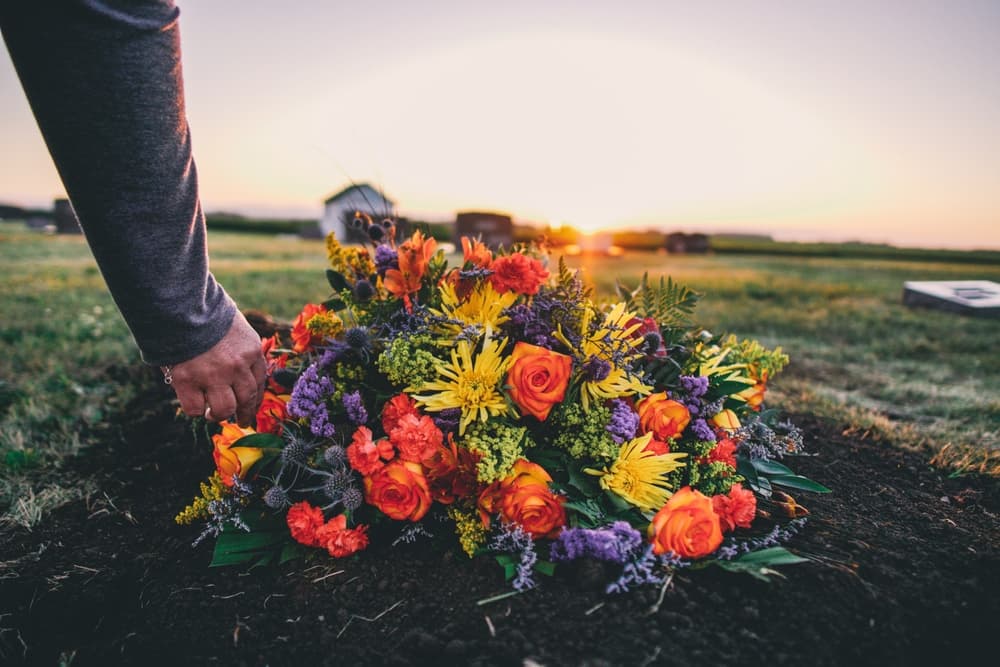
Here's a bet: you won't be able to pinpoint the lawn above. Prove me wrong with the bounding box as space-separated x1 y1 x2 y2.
2 221 998 528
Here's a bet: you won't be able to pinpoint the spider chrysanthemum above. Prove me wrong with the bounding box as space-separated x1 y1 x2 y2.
585 432 687 513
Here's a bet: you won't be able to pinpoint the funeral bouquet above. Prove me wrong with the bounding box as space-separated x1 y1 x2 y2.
177 217 828 592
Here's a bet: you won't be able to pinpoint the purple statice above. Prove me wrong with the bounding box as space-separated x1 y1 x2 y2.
504 303 560 349
392 523 434 546
458 267 494 281
606 399 639 444
490 523 538 592
605 544 665 594
550 521 643 564
690 418 716 442
679 374 709 400
192 476 254 547
432 408 462 436
735 418 804 460
581 356 611 382
342 391 368 425
373 244 398 274
716 518 808 560
318 340 351 368
287 363 337 438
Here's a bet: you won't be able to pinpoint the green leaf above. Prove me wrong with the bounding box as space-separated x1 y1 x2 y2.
566 465 602 497
326 269 349 292
769 474 831 494
712 547 809 581
495 554 517 581
323 297 347 312
271 368 299 389
534 560 557 577
233 432 284 449
751 459 795 477
563 499 605 523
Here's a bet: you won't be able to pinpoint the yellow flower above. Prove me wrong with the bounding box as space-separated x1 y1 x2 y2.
411 337 511 435
431 280 517 339
555 302 652 410
325 231 376 281
306 310 344 340
585 432 687 513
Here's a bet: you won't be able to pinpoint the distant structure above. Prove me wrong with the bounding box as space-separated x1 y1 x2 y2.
665 232 709 254
903 281 1000 318
455 211 513 249
321 184 395 242
53 198 81 234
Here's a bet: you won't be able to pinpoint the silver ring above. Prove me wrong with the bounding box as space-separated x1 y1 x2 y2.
204 406 213 420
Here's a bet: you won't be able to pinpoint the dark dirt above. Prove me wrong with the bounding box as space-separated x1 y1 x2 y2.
1 369 998 667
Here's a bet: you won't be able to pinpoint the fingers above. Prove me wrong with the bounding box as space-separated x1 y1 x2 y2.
232 366 260 427
251 355 267 410
174 378 207 419
204 385 238 424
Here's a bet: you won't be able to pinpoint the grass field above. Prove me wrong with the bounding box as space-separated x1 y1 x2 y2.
2 221 998 526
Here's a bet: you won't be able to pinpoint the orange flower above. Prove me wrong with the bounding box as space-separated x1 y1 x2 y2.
381 393 421 435
255 391 289 435
506 342 573 421
703 436 737 468
636 393 691 441
489 253 549 295
736 369 769 411
346 426 391 475
648 486 723 558
384 231 437 307
710 409 741 432
462 237 493 268
290 303 327 353
643 437 671 456
314 514 370 557
423 435 480 504
478 460 565 539
261 334 290 391
286 501 326 547
711 483 757 533
212 422 262 487
389 413 443 463
364 460 432 521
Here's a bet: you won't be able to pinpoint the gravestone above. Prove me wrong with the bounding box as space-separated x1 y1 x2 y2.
902 280 1000 318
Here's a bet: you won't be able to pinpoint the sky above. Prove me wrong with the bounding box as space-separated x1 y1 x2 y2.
2 0 999 248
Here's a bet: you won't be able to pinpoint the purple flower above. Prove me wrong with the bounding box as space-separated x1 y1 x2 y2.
432 408 462 436
606 399 639 444
550 521 643 564
679 375 709 399
691 418 716 442
287 363 336 438
342 391 368 425
374 244 398 274
582 357 611 382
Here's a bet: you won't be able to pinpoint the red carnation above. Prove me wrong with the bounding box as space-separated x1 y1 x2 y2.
489 253 549 296
390 413 444 463
711 483 757 533
286 501 326 547
382 393 420 435
314 514 370 558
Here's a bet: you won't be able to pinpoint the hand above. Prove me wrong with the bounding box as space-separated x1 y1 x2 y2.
167 312 266 427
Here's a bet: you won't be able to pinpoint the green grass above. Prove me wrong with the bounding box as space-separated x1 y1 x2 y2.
2 222 998 527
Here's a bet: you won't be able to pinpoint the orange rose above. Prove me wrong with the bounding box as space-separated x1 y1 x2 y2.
478 460 565 539
636 393 691 441
255 391 289 434
314 514 370 557
506 342 573 421
648 486 723 558
710 409 741 432
364 460 432 521
711 483 757 533
212 422 262 487
290 303 327 353
389 413 443 462
489 253 549 295
286 501 326 547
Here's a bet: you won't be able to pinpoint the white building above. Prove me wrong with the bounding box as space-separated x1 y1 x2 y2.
320 184 395 241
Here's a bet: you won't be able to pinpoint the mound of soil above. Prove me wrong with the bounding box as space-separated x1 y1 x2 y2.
1 371 998 666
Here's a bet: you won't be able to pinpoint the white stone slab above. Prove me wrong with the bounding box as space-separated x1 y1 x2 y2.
902 280 1000 317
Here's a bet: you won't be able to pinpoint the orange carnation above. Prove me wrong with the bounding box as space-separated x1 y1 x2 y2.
389 413 443 463
506 342 573 421
489 253 549 296
290 303 327 353
382 393 420 435
212 422 262 487
255 390 289 435
314 514 370 557
711 483 757 533
286 501 326 547
636 393 691 441
346 426 391 475
648 486 723 559
364 460 432 521
478 460 565 539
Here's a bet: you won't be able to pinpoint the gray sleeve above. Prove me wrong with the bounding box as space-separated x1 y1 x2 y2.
0 0 237 366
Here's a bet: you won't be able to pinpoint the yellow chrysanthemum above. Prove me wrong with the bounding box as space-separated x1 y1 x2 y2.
555 302 652 410
410 337 511 435
431 280 517 339
585 432 687 513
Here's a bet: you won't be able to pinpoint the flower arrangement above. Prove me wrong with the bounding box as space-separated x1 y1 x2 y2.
177 216 829 592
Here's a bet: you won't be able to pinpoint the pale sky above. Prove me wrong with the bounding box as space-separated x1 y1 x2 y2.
2 0 999 248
